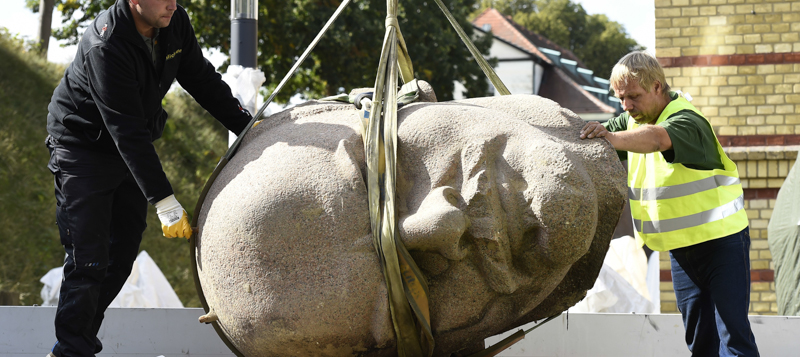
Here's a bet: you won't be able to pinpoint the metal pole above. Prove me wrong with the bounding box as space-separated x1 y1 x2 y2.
231 0 258 68
229 0 259 147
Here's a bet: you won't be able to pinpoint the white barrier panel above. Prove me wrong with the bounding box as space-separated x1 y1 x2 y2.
3 307 798 356
488 312 800 357
0 307 233 356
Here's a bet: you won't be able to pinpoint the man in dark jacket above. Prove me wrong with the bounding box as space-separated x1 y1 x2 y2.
44 0 253 355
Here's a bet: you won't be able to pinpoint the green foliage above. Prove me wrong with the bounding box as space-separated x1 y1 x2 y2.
42 0 492 102
0 28 68 305
0 29 224 307
474 0 644 79
475 0 536 17
26 0 116 47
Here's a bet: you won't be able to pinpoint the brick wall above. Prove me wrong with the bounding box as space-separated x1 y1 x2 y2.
655 0 800 138
655 0 800 58
660 63 800 138
655 0 800 315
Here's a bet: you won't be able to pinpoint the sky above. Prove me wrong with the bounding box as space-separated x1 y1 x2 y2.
1 0 655 66
573 0 656 54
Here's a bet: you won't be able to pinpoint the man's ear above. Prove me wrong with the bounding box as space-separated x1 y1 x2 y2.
653 80 663 95
398 186 469 260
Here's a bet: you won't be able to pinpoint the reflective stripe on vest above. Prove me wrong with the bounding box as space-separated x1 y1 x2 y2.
633 194 744 234
627 94 749 251
628 175 741 201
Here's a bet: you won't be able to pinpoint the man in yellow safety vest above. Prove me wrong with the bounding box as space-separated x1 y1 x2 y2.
580 51 759 357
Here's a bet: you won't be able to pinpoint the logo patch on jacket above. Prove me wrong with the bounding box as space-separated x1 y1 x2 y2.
166 49 183 60
101 24 108 37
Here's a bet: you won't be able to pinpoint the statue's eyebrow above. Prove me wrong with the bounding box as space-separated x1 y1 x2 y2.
461 135 508 180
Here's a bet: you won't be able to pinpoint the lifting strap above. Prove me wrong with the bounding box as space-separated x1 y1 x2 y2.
431 0 509 95
364 0 514 354
365 2 433 353
191 0 557 355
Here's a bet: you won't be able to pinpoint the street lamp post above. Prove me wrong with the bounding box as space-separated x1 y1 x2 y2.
231 0 258 68
227 0 262 147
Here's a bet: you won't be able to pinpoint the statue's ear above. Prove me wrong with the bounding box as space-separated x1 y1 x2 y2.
398 186 469 260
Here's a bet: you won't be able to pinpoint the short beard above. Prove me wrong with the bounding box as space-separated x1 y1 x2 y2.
632 116 656 125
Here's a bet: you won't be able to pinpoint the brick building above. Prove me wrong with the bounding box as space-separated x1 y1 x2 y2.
655 0 800 315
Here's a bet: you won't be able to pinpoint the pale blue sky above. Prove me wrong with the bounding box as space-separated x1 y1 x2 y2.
573 0 656 54
0 0 655 65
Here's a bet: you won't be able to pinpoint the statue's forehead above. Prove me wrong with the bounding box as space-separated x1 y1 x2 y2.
397 103 538 155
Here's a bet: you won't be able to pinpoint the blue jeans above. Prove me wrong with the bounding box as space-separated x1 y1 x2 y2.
670 227 759 357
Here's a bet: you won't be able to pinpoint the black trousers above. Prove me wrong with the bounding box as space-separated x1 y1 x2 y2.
46 136 148 357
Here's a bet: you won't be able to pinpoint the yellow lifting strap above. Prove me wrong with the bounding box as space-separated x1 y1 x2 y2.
431 0 510 95
364 0 520 356
364 0 516 356
364 0 433 354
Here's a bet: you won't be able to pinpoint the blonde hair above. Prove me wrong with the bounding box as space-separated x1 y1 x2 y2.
610 51 670 95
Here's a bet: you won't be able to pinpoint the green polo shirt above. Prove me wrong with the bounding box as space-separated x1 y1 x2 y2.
603 92 724 171
139 29 159 66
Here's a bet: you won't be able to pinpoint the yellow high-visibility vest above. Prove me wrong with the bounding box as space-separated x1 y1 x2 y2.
628 95 748 251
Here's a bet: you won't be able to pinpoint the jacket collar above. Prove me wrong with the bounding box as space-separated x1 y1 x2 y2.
110 0 146 43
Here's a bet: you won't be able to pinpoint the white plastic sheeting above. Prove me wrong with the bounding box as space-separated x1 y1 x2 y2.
222 65 267 146
39 251 183 308
768 157 800 315
569 236 659 313
646 248 661 313
221 65 266 115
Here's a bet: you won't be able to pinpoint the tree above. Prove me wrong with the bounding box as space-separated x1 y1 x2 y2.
36 0 56 58
475 0 536 18
474 0 644 79
36 0 494 102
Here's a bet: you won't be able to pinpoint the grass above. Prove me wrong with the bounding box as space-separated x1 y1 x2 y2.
0 28 228 307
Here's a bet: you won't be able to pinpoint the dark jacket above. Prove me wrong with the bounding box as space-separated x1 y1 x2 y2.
47 0 251 204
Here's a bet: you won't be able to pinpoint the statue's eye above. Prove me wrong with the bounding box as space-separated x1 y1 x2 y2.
513 225 542 273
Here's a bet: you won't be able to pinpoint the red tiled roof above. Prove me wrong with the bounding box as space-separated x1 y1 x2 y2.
472 8 615 115
539 66 616 114
472 8 586 67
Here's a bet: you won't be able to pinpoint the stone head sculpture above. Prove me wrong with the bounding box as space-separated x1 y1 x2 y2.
195 93 627 356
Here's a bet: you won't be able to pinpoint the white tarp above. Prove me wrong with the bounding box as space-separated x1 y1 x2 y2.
768 158 800 315
221 65 267 147
40 250 183 308
569 236 659 313
221 65 266 115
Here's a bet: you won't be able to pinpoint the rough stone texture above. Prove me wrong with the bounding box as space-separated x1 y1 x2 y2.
195 94 627 356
